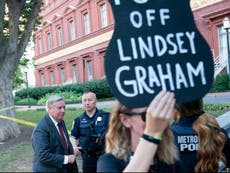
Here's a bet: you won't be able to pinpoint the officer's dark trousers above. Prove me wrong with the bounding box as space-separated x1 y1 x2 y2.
81 153 98 173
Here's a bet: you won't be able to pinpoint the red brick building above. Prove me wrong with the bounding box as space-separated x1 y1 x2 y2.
191 0 230 77
34 0 230 86
34 0 114 86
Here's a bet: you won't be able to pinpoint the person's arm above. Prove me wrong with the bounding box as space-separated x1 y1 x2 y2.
70 136 82 156
124 91 175 172
69 118 82 156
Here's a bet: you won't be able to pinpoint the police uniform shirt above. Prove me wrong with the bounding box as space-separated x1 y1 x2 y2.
171 114 230 172
171 115 199 172
70 108 109 152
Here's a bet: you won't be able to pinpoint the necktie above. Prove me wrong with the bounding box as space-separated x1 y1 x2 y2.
58 122 69 154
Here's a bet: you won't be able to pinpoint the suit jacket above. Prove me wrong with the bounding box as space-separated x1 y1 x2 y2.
32 114 78 172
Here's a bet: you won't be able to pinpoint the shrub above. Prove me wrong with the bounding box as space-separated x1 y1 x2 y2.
15 78 113 103
14 98 38 105
37 91 82 105
204 103 230 111
210 73 230 92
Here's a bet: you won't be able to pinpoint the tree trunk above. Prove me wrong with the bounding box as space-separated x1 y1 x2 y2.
0 77 20 141
0 0 42 141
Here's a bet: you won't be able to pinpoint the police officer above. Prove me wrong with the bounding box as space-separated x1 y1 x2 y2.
171 100 230 172
70 91 110 173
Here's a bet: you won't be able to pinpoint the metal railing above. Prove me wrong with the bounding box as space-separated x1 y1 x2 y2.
214 55 228 78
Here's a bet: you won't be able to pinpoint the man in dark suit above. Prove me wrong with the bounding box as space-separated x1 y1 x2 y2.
32 95 78 173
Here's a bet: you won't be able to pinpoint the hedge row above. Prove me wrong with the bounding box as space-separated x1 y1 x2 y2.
15 78 114 101
15 73 230 105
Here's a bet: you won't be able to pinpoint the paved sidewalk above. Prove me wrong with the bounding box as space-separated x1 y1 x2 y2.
15 100 116 111
15 92 230 111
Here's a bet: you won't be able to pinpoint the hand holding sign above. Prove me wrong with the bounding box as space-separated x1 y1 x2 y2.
105 0 214 108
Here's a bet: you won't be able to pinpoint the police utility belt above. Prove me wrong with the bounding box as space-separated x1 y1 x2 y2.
81 148 103 157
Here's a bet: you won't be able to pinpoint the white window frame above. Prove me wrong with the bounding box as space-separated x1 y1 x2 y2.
58 27 63 46
100 4 108 27
50 71 55 85
41 73 45 86
218 26 229 65
47 33 52 50
45 0 49 6
87 61 93 81
84 12 90 34
72 64 78 83
69 20 76 41
38 37 42 54
61 68 65 84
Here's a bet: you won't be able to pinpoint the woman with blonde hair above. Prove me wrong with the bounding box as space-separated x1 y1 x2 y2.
97 91 184 172
171 99 230 172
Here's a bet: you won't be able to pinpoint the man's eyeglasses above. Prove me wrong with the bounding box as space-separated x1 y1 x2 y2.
122 112 146 122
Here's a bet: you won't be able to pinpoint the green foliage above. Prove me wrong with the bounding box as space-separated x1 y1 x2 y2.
204 103 230 117
13 57 30 89
37 91 82 105
14 97 37 105
16 86 57 100
13 68 24 89
210 73 230 92
15 78 114 103
203 103 230 111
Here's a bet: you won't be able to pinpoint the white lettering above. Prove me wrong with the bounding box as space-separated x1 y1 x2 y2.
180 144 198 151
166 33 178 55
187 61 206 87
175 64 188 89
130 11 143 28
117 39 132 61
116 32 196 60
177 135 198 143
115 66 138 97
146 9 156 26
186 32 196 54
176 32 188 54
135 66 154 94
114 0 121 5
157 63 175 90
159 9 170 25
133 0 149 4
138 36 154 58
180 144 187 151
178 136 186 143
155 35 167 57
131 38 138 59
114 62 206 97
148 66 161 88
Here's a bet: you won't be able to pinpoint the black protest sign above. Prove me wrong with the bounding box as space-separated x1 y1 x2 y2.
105 0 214 108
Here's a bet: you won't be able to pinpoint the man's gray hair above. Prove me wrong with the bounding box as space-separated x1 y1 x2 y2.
45 95 65 112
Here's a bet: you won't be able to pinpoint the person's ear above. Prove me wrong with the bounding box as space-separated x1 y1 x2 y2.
119 114 132 128
173 109 180 121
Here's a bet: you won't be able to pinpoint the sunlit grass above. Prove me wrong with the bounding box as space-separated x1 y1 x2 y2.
16 107 111 130
0 142 32 172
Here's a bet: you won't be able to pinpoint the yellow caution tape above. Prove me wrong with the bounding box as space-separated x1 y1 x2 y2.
0 106 15 112
0 115 71 134
0 115 36 127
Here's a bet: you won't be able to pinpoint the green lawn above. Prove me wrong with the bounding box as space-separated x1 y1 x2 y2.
0 142 32 172
16 107 111 130
15 104 230 130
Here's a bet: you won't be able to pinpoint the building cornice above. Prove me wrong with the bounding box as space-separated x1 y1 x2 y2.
190 0 223 10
